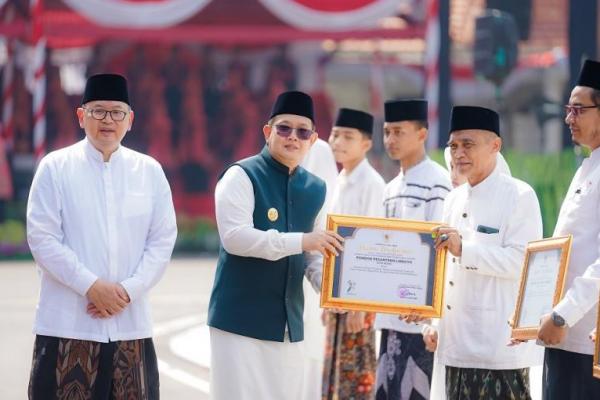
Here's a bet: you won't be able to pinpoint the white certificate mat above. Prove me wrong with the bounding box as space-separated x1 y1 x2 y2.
333 227 434 306
518 248 561 327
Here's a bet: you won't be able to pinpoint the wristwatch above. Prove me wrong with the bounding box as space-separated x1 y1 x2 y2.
551 311 566 327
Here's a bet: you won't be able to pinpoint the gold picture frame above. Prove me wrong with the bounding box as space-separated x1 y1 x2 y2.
320 214 447 317
511 235 572 340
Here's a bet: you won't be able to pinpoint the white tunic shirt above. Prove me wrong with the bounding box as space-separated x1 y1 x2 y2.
300 138 339 399
552 147 600 355
27 138 177 342
375 157 451 333
301 138 338 209
436 168 543 369
330 158 385 217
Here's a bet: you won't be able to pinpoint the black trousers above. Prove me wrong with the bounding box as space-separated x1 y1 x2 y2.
28 335 159 400
542 347 600 400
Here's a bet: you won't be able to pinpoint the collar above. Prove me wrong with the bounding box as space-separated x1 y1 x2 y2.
467 166 500 195
400 156 429 179
589 146 600 164
83 137 123 164
341 158 370 185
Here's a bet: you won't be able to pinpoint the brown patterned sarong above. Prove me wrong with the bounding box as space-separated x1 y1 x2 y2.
445 366 530 400
322 312 377 400
28 335 159 400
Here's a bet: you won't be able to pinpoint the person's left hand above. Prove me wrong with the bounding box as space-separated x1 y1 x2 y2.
432 226 462 257
87 284 130 318
538 314 566 346
345 311 365 333
590 329 597 342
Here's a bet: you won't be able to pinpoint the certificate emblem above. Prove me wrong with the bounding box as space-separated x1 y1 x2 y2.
267 208 279 222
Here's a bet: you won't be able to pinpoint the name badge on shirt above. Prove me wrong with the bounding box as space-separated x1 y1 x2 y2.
267 208 279 222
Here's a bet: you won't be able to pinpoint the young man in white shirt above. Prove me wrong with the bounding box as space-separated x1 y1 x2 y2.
375 99 451 400
322 107 385 398
300 136 338 400
536 59 600 399
425 106 543 399
208 91 344 400
27 74 177 399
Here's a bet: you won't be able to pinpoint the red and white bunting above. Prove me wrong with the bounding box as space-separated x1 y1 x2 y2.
424 0 440 149
61 0 212 28
258 0 399 30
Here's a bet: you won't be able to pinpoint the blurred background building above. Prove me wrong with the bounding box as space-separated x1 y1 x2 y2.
0 0 596 256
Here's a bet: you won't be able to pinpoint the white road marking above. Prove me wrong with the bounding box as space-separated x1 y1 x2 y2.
154 314 210 393
157 359 210 394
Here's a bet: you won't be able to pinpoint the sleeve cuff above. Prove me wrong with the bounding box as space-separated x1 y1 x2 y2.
459 240 478 269
553 298 582 328
120 278 144 303
72 269 98 297
283 232 303 254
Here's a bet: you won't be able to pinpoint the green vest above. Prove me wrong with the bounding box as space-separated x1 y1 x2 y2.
208 146 326 342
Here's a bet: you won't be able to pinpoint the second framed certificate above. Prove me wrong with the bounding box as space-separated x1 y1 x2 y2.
511 235 572 340
320 214 447 318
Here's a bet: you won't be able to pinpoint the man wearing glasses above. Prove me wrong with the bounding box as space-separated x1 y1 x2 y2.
26 74 177 399
208 90 344 399
537 59 600 399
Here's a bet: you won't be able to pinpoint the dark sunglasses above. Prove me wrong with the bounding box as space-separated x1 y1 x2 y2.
273 124 313 140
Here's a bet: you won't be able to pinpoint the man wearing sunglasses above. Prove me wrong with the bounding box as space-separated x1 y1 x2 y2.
27 74 177 399
537 59 600 399
208 90 344 399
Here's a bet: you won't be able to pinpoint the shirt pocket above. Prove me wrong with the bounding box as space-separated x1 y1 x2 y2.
122 193 152 218
403 199 426 220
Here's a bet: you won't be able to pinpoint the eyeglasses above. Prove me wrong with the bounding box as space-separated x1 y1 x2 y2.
564 104 598 117
273 124 314 140
83 107 128 122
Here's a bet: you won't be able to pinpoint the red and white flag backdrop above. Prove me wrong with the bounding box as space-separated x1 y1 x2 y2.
61 0 213 28
55 0 400 30
258 0 399 30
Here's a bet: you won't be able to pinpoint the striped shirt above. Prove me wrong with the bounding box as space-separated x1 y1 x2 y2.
375 157 451 333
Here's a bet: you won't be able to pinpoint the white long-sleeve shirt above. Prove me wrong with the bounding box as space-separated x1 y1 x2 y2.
27 138 177 342
301 138 338 210
436 168 543 369
375 157 451 332
215 165 325 292
330 158 385 217
552 147 600 355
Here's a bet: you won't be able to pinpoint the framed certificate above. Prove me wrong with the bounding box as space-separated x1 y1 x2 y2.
320 214 447 317
511 235 572 340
